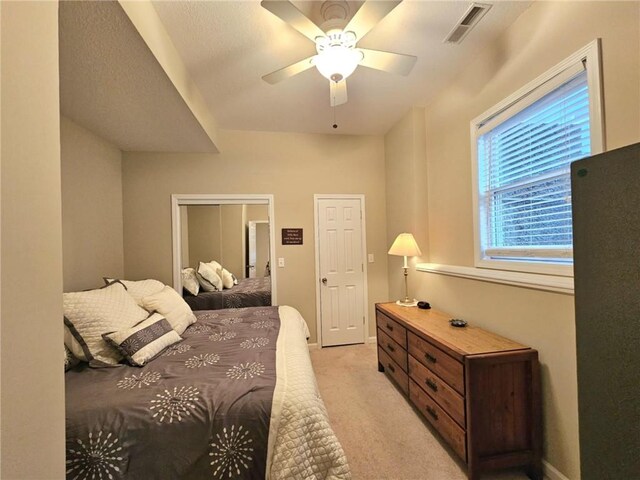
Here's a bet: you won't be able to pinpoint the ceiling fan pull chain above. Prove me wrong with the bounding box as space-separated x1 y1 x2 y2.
332 101 338 129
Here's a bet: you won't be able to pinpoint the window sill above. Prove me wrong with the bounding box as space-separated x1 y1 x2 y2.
415 263 574 295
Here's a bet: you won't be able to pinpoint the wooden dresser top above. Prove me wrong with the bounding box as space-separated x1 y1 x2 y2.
377 302 529 360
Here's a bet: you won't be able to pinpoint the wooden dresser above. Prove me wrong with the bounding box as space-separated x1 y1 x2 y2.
376 302 542 480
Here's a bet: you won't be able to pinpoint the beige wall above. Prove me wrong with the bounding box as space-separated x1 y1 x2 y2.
220 204 244 278
0 1 65 477
180 205 190 266
384 107 428 302
384 2 640 478
186 204 243 277
122 129 389 342
254 222 270 278
245 204 269 222
61 116 124 291
187 205 221 268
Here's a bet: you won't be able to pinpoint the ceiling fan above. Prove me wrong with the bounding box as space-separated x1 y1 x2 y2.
261 0 417 106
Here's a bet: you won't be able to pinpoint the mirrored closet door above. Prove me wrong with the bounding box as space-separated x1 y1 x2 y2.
171 194 276 303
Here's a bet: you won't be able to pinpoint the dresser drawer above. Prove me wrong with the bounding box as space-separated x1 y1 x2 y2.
376 310 407 348
408 332 464 395
409 379 466 462
408 354 465 427
378 328 407 372
378 346 408 395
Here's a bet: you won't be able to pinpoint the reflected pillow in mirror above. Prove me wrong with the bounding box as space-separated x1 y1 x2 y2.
207 260 223 272
181 267 200 296
197 262 222 291
219 268 235 289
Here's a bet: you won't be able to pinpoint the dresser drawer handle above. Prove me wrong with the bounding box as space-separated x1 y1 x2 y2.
385 323 393 331
425 352 437 364
386 343 395 352
387 363 396 373
426 406 439 421
426 379 438 392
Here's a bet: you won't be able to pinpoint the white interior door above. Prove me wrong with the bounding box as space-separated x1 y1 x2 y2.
317 198 365 346
247 220 269 278
247 221 258 278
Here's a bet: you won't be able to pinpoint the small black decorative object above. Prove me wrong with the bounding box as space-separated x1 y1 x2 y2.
417 301 431 310
449 318 467 328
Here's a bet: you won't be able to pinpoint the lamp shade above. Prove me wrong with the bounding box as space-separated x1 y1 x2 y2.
388 233 422 257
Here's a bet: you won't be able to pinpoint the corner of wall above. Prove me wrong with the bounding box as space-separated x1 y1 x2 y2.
1 1 65 476
384 108 430 301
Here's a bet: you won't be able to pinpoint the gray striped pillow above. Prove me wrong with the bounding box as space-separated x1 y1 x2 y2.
102 313 182 367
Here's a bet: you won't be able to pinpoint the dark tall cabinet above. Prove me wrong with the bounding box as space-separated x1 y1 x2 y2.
571 142 640 479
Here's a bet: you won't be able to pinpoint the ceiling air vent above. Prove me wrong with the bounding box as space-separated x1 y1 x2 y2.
444 3 492 44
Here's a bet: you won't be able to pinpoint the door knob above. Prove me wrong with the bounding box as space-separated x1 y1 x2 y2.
321 278 327 285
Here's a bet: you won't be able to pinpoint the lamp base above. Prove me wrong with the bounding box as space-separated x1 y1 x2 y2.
396 299 418 307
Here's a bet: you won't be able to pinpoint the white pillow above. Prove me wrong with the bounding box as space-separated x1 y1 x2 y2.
207 260 223 272
219 268 235 289
141 286 196 335
64 281 150 366
104 277 165 307
103 312 182 366
64 344 80 371
197 262 222 291
181 268 200 296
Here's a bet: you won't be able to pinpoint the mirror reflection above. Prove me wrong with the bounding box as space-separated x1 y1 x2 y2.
174 198 275 312
180 204 270 280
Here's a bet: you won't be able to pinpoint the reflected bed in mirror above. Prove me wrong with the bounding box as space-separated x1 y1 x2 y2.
171 194 276 310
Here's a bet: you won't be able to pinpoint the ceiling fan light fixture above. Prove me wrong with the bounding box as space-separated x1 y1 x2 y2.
314 45 363 82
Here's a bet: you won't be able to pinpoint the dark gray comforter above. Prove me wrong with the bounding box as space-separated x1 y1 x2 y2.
65 307 281 480
184 277 271 311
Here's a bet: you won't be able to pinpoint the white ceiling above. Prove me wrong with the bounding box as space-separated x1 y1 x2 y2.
59 1 532 151
59 1 216 152
151 0 533 136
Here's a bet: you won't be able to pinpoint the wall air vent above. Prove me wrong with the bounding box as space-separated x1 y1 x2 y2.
444 3 492 44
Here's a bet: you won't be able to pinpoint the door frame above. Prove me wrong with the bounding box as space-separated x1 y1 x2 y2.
171 193 277 304
247 220 270 278
313 194 369 348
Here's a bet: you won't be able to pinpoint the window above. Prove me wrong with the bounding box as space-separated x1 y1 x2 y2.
471 41 603 276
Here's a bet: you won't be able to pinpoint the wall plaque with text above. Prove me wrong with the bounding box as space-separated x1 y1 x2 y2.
282 228 303 245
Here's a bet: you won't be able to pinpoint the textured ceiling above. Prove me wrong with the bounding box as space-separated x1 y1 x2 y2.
59 1 533 151
152 0 533 136
59 1 216 152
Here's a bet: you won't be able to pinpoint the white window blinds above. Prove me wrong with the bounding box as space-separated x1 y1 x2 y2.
476 67 591 263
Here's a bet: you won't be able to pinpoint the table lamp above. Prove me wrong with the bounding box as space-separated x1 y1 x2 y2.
388 233 422 307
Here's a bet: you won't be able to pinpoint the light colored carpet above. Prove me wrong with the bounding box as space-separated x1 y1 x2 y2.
310 343 531 480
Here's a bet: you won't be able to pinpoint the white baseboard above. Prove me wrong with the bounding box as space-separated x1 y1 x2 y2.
308 337 376 350
543 460 570 480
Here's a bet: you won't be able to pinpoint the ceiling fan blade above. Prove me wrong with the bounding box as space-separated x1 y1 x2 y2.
330 80 348 106
261 0 325 43
345 1 402 41
262 55 317 84
358 48 417 76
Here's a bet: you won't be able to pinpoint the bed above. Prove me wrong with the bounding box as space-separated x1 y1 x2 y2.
185 276 271 311
65 305 350 479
